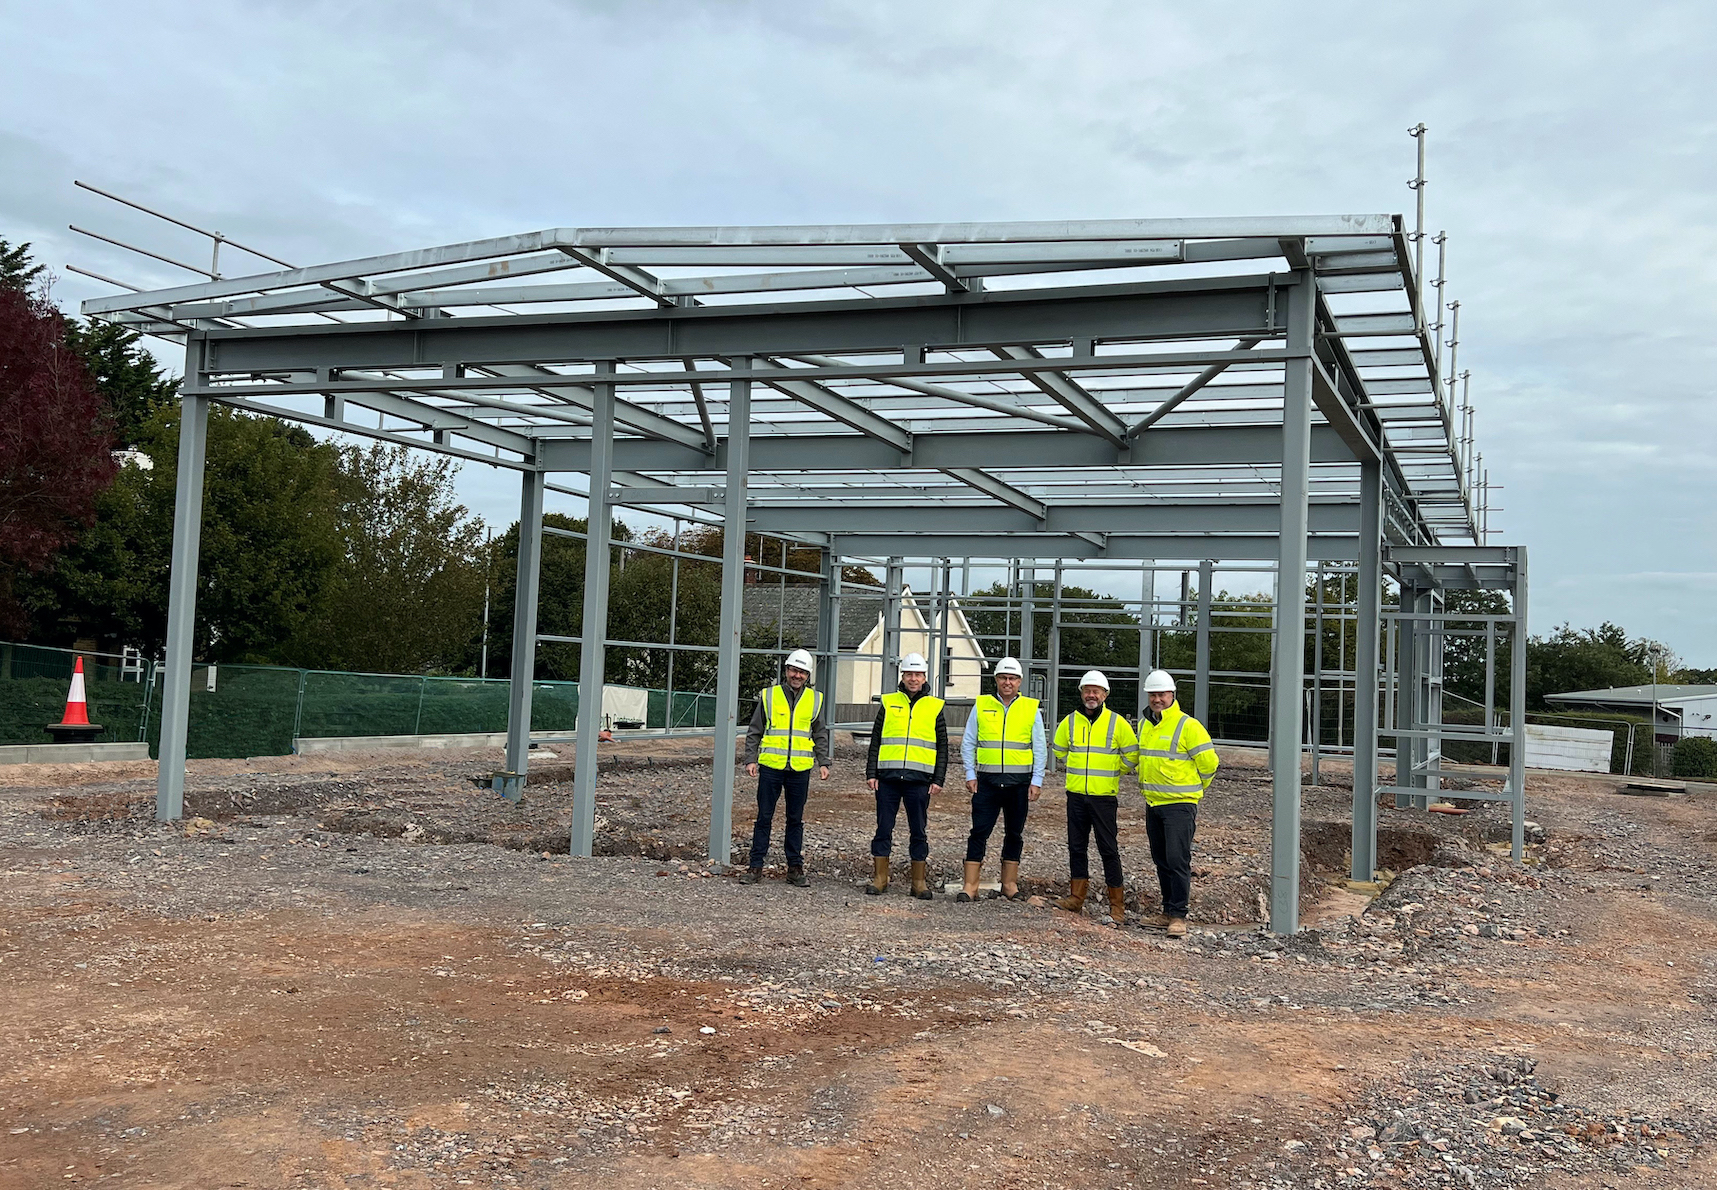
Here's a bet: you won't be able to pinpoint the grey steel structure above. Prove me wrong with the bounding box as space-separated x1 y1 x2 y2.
81 214 1526 933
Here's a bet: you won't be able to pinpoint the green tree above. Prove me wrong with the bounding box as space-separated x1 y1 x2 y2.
62 319 178 447
1524 622 1653 711
0 238 46 292
280 443 486 674
24 405 344 661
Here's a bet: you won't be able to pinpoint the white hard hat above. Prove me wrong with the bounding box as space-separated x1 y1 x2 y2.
784 648 815 675
1078 670 1110 692
993 657 1023 678
899 652 929 674
1144 669 1177 693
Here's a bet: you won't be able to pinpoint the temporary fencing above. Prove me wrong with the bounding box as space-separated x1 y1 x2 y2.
0 640 719 760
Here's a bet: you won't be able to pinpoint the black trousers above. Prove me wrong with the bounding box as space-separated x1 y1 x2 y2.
1065 792 1123 886
871 774 931 861
965 777 1030 863
749 765 811 868
1145 801 1198 917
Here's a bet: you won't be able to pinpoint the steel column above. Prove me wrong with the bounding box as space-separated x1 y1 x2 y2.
883 558 904 692
1047 561 1064 738
1393 584 1419 810
1349 458 1383 881
710 371 752 864
569 377 615 855
1138 561 1155 720
1269 276 1315 934
1508 551 1529 860
817 547 837 692
1195 559 1213 724
502 467 546 797
156 385 210 822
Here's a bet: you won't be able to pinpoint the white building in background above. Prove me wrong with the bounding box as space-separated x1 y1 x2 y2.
1546 684 1717 740
836 588 987 704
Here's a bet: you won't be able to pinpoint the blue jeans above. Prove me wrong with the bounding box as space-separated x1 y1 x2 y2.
749 766 811 868
871 774 931 862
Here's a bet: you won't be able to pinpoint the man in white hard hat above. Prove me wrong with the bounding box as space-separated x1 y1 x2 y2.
1134 669 1219 938
957 657 1045 901
741 648 831 886
863 652 948 899
1051 670 1139 926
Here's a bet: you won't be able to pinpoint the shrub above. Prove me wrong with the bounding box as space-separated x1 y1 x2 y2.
1671 736 1717 779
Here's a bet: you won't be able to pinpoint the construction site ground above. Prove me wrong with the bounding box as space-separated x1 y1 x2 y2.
2 737 1714 1189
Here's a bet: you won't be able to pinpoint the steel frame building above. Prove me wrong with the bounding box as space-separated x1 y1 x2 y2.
83 214 1527 933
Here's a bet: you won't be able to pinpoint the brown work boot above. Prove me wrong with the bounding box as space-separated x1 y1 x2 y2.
864 856 889 896
1106 886 1127 927
1165 917 1188 939
999 859 1022 900
910 860 933 900
956 860 982 902
1054 878 1089 913
1140 912 1170 931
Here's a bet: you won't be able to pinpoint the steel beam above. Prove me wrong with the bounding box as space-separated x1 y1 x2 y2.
156 385 209 822
503 468 546 796
544 422 1361 475
754 358 912 450
1269 276 1315 934
884 558 904 692
710 372 752 864
747 501 1362 536
823 533 1362 562
939 468 1047 520
570 378 615 855
994 344 1129 446
1350 458 1383 881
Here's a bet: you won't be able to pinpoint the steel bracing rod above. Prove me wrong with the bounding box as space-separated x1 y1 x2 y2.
783 355 1085 431
753 359 912 450
212 393 534 470
1126 338 1265 438
991 345 1129 446
470 363 710 451
330 386 535 456
84 217 1395 316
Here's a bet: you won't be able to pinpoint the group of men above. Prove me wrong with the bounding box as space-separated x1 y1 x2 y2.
738 649 1219 937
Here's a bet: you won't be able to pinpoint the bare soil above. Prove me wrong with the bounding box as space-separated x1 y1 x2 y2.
2 738 1714 1189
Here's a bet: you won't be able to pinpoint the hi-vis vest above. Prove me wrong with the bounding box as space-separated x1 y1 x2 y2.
877 691 945 775
973 694 1040 776
1052 708 1138 796
1134 701 1218 805
758 684 823 772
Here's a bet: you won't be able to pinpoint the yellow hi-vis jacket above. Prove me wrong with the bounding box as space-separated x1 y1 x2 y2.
877 690 945 774
973 693 1040 776
1052 707 1138 796
758 684 824 772
1134 701 1218 804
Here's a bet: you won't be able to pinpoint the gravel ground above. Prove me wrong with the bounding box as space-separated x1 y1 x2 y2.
3 741 1715 1188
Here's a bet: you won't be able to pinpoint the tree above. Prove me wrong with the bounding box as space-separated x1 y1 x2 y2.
0 283 117 633
279 443 486 674
0 238 46 292
63 319 178 447
22 405 345 660
1524 622 1652 710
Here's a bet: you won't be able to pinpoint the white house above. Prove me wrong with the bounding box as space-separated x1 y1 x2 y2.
836 588 988 704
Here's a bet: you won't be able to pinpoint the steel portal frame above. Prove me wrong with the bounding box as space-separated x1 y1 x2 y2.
84 213 1523 934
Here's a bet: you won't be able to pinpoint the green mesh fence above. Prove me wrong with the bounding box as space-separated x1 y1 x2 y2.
0 642 153 747
1 641 718 760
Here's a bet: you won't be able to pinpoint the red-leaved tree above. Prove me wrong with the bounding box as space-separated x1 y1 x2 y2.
0 285 118 632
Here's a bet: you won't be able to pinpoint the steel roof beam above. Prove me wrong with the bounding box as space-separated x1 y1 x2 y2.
746 501 1360 536
542 422 1360 473
899 243 969 293
1126 337 1265 438
993 344 1129 447
557 246 676 308
753 358 912 451
825 533 1361 563
940 468 1047 520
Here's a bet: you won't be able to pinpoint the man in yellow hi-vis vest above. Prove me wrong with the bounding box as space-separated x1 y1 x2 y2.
1051 670 1139 926
958 656 1045 901
741 649 830 886
1135 669 1219 938
863 653 948 899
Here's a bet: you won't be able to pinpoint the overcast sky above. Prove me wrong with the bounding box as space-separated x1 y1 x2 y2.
5 1 1714 662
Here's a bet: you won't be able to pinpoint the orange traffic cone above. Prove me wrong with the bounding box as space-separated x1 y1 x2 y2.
45 657 103 744
61 658 91 726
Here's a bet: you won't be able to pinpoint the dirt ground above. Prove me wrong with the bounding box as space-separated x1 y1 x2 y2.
2 737 1714 1190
